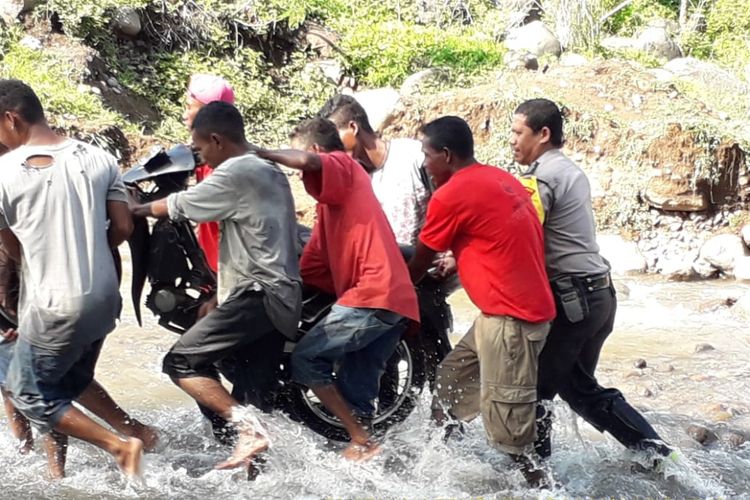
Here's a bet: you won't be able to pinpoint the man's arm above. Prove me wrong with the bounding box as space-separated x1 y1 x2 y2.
107 200 134 248
408 241 438 284
0 229 21 263
255 149 322 172
130 199 169 219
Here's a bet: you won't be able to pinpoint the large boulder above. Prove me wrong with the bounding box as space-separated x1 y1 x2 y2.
400 69 448 97
733 256 750 282
741 224 750 248
597 234 647 275
643 177 708 212
113 7 142 37
635 24 681 60
698 234 748 275
657 253 698 281
505 21 561 58
349 88 400 132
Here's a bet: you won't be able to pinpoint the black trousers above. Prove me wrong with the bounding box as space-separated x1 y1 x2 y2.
535 278 668 458
162 289 285 444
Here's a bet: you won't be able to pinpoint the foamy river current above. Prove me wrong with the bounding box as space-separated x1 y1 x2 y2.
1 254 749 499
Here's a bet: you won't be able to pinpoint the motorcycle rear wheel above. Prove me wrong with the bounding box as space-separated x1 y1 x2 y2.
280 336 426 442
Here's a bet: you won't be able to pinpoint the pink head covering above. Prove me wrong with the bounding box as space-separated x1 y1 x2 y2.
187 74 235 105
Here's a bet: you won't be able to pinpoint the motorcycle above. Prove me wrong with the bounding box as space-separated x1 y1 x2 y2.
0 144 448 443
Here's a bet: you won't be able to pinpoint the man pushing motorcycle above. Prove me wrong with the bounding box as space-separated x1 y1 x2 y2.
130 101 302 470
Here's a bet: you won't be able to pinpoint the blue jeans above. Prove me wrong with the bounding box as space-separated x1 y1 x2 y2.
292 305 406 417
6 338 103 433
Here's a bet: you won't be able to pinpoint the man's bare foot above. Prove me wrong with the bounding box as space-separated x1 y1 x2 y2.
114 437 144 477
18 437 34 455
215 431 269 470
126 419 159 452
341 440 381 462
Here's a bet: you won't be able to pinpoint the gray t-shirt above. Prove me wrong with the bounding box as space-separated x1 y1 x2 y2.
167 152 302 339
371 138 429 246
0 139 127 351
524 149 610 280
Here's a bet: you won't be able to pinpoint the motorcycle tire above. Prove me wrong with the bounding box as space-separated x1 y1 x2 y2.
279 335 426 442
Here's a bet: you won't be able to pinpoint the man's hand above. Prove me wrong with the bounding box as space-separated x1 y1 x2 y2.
1 328 18 342
432 253 457 279
197 295 218 319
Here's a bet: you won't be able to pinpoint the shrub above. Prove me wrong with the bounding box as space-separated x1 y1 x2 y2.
0 43 122 129
338 21 504 87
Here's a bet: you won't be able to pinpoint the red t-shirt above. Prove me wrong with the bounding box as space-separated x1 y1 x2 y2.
195 164 219 273
419 163 555 323
300 151 419 322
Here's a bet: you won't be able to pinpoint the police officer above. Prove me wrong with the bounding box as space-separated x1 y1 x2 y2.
511 98 674 462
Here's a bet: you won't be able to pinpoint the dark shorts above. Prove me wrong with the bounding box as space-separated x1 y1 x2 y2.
6 338 103 433
162 289 285 410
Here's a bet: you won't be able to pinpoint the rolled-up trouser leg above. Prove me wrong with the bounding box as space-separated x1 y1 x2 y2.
475 314 549 455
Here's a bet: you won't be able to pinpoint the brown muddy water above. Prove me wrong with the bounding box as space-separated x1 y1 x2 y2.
1 254 749 499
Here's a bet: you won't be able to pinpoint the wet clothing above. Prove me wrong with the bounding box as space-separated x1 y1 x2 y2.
420 163 555 324
0 140 125 352
300 151 419 322
525 149 667 458
0 340 13 386
162 289 284 413
194 164 220 273
295 151 417 416
436 315 549 454
421 162 553 453
292 304 407 417
167 152 302 339
521 149 609 280
371 138 429 247
6 338 102 433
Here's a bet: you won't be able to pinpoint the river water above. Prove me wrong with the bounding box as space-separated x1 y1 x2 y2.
1 261 749 499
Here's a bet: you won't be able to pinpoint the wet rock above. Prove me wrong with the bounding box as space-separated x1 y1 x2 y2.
733 256 750 282
504 21 561 58
694 343 715 353
639 387 653 398
106 77 120 89
699 234 748 275
722 431 747 449
658 254 698 281
704 403 737 422
597 234 647 275
635 22 682 60
400 69 448 97
692 256 718 279
657 364 675 373
634 358 647 369
350 87 400 132
686 424 718 445
613 280 630 299
625 370 643 379
113 7 142 37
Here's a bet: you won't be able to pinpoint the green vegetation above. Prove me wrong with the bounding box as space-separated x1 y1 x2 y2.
0 0 748 153
0 29 127 131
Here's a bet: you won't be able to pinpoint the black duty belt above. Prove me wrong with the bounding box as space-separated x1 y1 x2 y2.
574 273 611 293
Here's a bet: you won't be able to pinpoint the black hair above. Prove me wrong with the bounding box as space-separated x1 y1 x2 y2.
419 116 474 159
289 117 345 152
514 98 564 147
191 101 245 144
318 94 375 135
0 79 45 124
